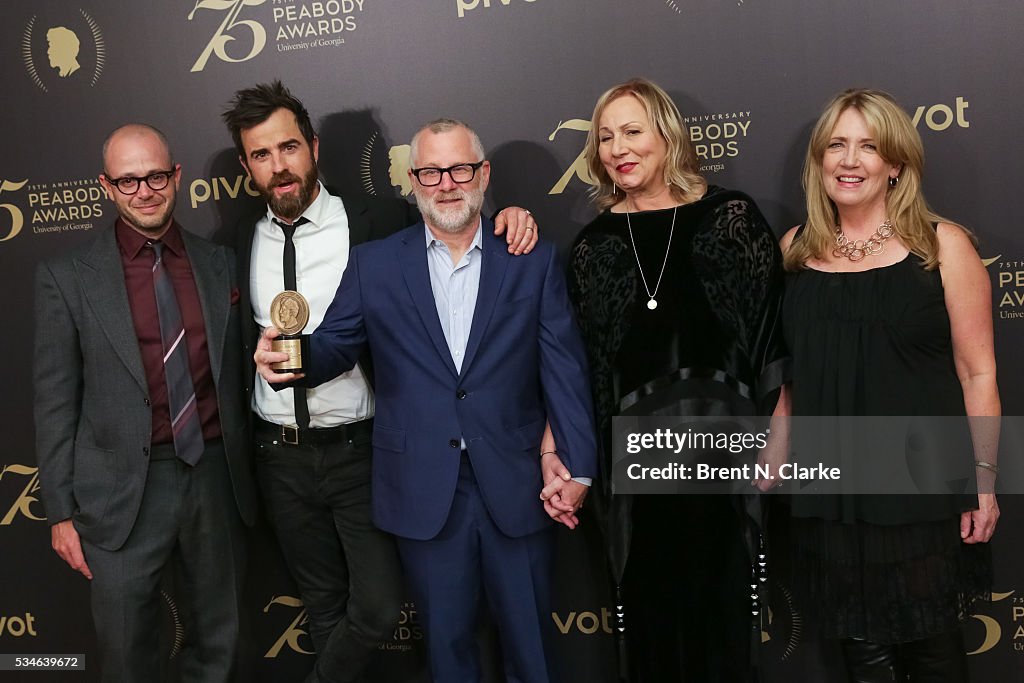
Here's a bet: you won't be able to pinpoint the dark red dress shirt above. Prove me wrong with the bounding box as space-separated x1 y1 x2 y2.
116 219 222 445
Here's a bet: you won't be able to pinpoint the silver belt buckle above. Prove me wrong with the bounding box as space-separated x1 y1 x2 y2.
281 424 300 445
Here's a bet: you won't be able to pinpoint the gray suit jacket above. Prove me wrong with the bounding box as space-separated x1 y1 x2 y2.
33 222 257 551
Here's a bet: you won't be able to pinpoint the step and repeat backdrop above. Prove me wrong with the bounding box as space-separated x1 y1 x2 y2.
1 1 1022 681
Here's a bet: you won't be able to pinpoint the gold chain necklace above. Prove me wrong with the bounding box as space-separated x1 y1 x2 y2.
833 219 894 262
626 205 676 310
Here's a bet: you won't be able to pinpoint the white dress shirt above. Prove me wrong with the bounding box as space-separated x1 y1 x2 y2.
251 182 373 427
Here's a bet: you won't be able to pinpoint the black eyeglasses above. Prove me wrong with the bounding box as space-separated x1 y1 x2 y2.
410 161 484 187
104 168 177 195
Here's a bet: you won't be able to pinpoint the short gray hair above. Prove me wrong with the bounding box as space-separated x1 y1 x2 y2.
409 118 485 167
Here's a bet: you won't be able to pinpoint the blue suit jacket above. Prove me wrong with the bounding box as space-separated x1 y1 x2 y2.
308 219 597 541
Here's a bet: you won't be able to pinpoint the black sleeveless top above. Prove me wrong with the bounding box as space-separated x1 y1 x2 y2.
783 252 973 523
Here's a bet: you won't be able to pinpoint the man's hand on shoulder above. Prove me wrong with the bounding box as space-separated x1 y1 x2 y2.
494 207 538 255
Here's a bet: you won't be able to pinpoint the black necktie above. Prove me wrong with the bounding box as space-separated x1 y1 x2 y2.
148 241 204 465
274 217 310 428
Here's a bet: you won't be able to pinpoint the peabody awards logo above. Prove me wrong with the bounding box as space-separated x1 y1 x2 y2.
684 110 752 174
21 8 105 92
264 595 420 657
188 0 367 72
546 109 753 195
0 177 104 242
0 464 46 526
990 258 1024 322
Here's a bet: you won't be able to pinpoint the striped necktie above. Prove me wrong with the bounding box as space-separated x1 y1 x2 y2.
148 240 204 465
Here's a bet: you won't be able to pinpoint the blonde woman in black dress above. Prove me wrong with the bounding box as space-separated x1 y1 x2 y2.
776 89 998 682
570 78 787 682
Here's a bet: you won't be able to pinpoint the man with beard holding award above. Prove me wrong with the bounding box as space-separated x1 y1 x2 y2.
222 82 541 683
34 124 255 682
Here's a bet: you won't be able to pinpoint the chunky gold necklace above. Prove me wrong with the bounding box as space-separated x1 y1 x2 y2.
833 219 894 262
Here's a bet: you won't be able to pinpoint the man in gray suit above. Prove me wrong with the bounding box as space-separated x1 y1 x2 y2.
33 124 256 682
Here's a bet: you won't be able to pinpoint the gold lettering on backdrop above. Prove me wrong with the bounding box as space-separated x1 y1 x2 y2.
911 97 970 131
550 608 614 635
966 590 1015 655
0 465 44 524
0 180 28 242
263 596 314 657
456 0 540 20
0 613 38 637
548 119 595 195
189 175 260 209
189 0 268 73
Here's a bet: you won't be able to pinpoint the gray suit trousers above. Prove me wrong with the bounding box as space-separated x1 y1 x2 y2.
82 440 246 683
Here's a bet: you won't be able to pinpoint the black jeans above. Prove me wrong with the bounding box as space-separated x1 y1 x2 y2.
255 424 404 683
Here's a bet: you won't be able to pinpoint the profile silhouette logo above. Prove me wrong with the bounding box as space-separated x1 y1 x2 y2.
388 145 412 197
359 133 414 198
22 10 105 92
46 26 81 77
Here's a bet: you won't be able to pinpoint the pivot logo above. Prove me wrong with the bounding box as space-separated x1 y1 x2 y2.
912 97 969 132
0 613 37 638
189 175 260 209
551 608 613 635
457 0 542 19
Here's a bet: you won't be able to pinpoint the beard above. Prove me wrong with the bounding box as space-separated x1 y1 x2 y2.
121 195 175 236
255 163 319 221
416 185 485 235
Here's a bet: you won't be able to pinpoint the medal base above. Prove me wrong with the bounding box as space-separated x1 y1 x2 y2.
271 336 305 374
647 298 658 310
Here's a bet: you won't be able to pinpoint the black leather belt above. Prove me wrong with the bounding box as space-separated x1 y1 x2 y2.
254 416 372 446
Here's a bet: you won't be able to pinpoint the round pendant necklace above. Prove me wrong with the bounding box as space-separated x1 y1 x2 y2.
626 205 677 310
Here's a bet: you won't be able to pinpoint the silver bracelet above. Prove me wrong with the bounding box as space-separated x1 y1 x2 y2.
975 460 1000 475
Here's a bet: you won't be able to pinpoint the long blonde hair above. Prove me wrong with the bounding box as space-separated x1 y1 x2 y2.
584 78 706 210
787 88 971 271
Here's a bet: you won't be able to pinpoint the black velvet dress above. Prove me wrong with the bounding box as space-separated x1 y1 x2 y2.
569 187 788 682
782 252 992 644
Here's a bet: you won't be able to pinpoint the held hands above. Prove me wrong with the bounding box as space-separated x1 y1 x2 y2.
539 451 587 530
961 493 999 544
494 207 539 255
255 326 304 384
51 519 92 580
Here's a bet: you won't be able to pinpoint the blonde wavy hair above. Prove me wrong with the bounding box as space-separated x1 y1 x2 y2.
584 78 706 210
787 88 972 271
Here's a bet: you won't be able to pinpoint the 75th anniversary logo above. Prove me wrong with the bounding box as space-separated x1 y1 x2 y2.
188 0 367 71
